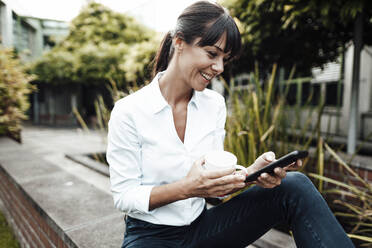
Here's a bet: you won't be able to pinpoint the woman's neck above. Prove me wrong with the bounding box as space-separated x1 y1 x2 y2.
158 66 193 107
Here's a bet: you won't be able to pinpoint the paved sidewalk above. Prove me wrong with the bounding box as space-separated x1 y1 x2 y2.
20 125 110 194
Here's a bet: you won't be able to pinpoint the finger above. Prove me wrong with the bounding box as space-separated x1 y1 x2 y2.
211 184 234 196
273 167 286 179
216 181 246 195
255 178 277 188
257 173 273 185
206 167 235 179
258 173 281 187
285 159 302 171
283 161 295 170
233 170 248 177
296 159 303 168
264 151 276 162
254 151 276 167
214 173 246 186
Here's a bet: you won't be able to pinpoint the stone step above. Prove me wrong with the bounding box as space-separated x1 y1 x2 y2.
252 228 296 248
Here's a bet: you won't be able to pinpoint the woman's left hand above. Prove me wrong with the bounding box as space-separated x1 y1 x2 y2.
247 152 302 189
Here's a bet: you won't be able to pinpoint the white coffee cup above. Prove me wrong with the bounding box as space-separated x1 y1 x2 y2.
204 150 247 173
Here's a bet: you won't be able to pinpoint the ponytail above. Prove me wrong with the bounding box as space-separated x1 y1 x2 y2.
152 31 173 77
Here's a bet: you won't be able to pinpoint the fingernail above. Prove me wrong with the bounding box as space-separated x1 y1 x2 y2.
266 153 274 161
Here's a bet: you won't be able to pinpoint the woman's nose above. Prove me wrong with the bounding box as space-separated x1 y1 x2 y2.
211 58 224 74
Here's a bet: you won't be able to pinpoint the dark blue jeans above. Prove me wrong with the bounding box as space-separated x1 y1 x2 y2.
122 172 355 248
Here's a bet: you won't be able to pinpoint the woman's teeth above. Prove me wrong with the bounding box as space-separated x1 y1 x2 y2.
201 72 213 81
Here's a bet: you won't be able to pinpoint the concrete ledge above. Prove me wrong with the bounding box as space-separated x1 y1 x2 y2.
0 137 124 248
66 153 109 177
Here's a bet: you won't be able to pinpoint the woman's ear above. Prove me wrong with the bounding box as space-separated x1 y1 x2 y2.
173 35 184 53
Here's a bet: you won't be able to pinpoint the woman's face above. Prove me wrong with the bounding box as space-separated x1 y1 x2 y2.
176 32 230 91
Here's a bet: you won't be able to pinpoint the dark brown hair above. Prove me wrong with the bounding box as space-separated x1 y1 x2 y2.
152 1 242 77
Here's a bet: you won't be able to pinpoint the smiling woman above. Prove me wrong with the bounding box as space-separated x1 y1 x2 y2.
106 1 354 247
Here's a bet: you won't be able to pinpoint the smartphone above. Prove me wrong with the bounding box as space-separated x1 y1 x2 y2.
245 150 309 183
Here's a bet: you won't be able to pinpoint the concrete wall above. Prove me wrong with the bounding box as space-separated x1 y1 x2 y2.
0 1 13 47
23 17 43 59
12 17 36 61
0 0 68 59
0 166 72 248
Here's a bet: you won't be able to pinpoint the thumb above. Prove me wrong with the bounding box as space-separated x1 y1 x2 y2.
254 151 275 166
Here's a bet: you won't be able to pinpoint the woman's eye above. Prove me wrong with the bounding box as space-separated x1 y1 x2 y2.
208 51 217 58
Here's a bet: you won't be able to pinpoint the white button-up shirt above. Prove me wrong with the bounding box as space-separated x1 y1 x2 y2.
107 72 226 226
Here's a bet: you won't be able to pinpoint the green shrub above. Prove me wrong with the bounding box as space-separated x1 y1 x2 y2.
224 64 321 167
29 2 159 90
0 47 34 142
309 142 372 245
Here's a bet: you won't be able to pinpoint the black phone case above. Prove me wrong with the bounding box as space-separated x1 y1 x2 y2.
245 150 309 183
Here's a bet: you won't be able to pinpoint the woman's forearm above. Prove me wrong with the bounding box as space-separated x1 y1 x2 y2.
149 178 192 211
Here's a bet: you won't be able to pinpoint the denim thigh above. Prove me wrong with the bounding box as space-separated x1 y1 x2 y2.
122 216 188 248
184 172 354 248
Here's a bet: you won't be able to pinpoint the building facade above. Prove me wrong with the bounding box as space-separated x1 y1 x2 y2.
0 0 79 126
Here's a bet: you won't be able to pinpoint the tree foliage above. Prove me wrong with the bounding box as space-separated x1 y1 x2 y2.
29 2 159 89
0 47 34 142
222 0 372 76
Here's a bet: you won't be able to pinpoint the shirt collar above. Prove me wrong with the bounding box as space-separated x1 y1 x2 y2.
189 90 200 110
150 72 201 114
150 72 169 114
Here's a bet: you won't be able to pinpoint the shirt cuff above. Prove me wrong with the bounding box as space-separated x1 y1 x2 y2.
134 185 155 214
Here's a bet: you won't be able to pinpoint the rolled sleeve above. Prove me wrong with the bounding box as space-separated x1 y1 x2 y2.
107 102 154 214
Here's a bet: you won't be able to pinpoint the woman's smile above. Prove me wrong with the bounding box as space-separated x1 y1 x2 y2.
200 71 214 82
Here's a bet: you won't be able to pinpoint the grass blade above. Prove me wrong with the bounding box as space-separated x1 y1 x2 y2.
324 142 372 191
347 234 372 242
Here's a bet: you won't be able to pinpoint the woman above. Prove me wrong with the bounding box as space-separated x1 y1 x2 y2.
107 1 354 247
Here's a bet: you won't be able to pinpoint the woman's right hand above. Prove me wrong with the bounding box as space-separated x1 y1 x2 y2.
183 158 247 198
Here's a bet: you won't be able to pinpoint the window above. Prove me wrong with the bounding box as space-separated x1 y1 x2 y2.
325 81 343 107
284 80 342 107
43 35 56 50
